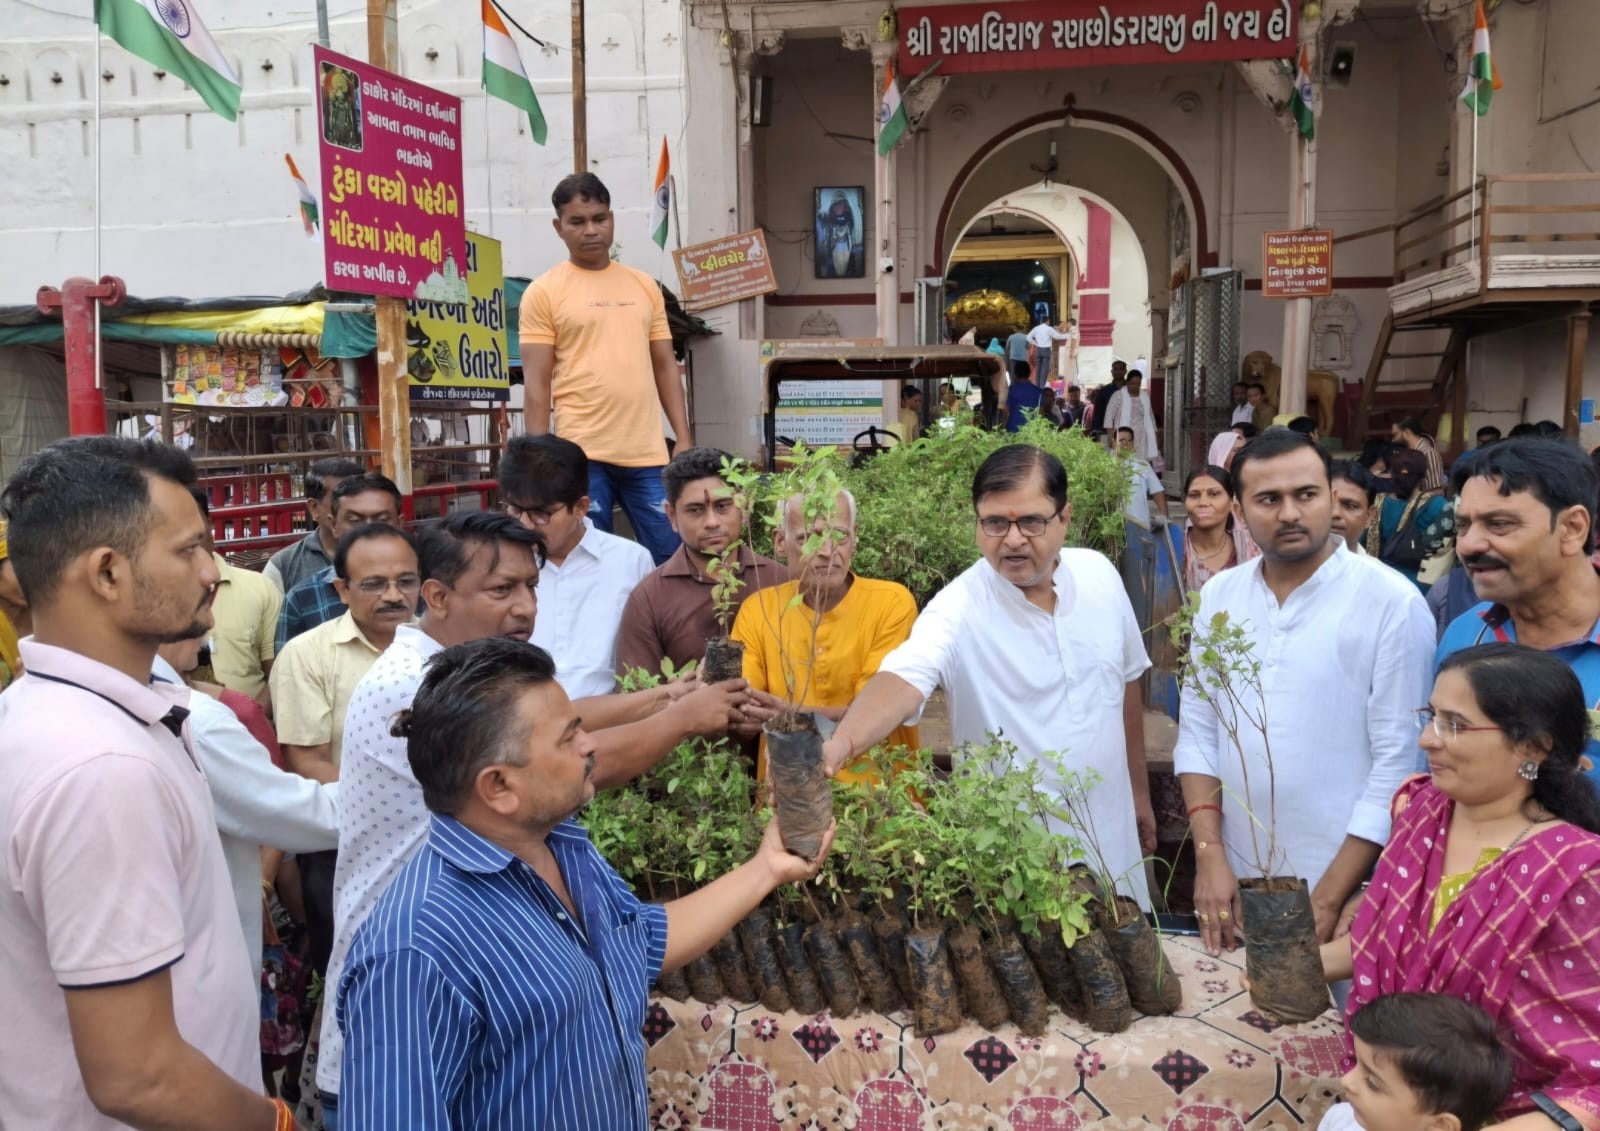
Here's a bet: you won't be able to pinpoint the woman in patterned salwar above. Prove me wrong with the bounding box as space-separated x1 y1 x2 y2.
1322 644 1600 1129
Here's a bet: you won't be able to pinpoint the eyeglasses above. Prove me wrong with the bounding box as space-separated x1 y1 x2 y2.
503 500 569 526
977 513 1057 538
1414 707 1501 741
353 574 422 596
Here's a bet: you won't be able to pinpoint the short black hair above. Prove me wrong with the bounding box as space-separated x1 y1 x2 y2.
1396 417 1424 437
1358 438 1389 470
1329 459 1378 506
415 511 545 588
1126 369 1143 381
1 438 196 607
1349 994 1511 1131
1476 426 1502 444
305 457 365 503
552 172 610 212
189 485 211 518
1287 416 1317 436
397 637 559 815
972 444 1068 512
1246 382 1266 395
1066 384 1080 394
661 446 735 506
1533 420 1564 439
499 434 588 508
333 523 416 583
901 383 922 402
1507 422 1537 439
1450 437 1599 555
1116 426 1135 439
331 472 402 515
1232 422 1259 439
1231 428 1332 495
61 436 199 487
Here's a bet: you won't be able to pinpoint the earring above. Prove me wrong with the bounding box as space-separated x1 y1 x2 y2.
1518 760 1540 782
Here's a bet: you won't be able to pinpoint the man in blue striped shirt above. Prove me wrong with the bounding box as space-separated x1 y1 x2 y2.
337 637 832 1130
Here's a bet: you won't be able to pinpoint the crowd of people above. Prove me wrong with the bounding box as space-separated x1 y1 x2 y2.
0 163 1595 1131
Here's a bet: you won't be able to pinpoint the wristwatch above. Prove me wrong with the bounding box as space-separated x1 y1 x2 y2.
1532 1092 1583 1131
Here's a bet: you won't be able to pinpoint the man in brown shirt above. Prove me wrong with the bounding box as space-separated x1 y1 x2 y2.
615 447 783 678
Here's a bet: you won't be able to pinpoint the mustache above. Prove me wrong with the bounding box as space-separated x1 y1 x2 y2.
1274 524 1309 538
376 602 411 613
1462 551 1510 571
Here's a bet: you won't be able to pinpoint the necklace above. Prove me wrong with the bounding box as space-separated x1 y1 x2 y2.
1191 530 1231 561
1505 813 1553 852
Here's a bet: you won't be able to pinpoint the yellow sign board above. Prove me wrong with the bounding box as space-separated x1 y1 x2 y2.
406 232 509 402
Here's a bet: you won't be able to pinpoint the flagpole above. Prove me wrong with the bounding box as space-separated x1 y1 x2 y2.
93 25 104 395
483 89 496 236
1470 106 1479 271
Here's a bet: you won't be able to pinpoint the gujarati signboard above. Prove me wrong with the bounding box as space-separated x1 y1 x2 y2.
898 0 1296 77
313 45 467 301
406 233 510 402
672 230 780 312
762 339 886 449
1261 229 1334 298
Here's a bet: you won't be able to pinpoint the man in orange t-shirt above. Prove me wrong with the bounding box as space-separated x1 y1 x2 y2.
519 173 691 565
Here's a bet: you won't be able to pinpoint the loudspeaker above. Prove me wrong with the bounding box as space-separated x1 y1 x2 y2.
1328 42 1356 88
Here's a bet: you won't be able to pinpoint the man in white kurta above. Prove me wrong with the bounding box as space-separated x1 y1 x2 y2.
823 444 1156 908
1104 371 1160 464
1173 429 1434 955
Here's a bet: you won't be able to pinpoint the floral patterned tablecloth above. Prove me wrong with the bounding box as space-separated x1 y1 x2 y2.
645 934 1345 1130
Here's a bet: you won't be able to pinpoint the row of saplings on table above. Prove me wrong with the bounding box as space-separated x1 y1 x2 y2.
585 737 1187 1037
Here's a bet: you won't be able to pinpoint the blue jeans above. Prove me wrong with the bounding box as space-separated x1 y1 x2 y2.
587 461 680 565
319 1092 339 1131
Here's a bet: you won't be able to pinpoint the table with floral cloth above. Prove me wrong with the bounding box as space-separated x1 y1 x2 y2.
644 934 1344 1130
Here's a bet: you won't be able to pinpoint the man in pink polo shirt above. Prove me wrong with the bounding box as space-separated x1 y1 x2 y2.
0 438 286 1130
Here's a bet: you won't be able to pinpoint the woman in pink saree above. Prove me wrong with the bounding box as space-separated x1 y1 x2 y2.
1324 644 1600 1129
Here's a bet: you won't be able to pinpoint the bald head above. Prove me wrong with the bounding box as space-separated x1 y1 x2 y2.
775 490 858 599
781 489 856 536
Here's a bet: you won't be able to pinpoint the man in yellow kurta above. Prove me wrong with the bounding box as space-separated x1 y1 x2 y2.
732 490 919 784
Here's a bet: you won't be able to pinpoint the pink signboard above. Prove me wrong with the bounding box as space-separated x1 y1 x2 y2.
898 0 1296 77
313 45 466 300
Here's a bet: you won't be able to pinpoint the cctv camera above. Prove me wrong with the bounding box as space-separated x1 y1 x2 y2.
880 257 895 274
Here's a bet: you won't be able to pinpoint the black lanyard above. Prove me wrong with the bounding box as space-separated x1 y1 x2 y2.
26 669 195 762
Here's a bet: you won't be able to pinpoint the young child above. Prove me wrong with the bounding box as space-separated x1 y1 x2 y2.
1319 992 1512 1131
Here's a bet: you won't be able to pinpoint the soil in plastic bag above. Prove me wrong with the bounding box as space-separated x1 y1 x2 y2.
1104 897 1183 1016
766 716 833 861
655 965 692 1002
775 920 825 1015
685 952 726 1004
711 931 757 1004
904 926 964 1037
804 921 861 1017
837 909 901 1015
1023 924 1087 1021
946 923 1010 1029
701 637 745 684
983 930 1052 1036
1238 877 1331 1024
739 908 792 1014
870 907 917 1007
1068 929 1133 1033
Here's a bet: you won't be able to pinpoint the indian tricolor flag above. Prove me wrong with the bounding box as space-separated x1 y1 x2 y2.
1459 0 1500 117
483 0 548 145
94 0 240 121
650 138 671 248
285 155 318 238
1289 46 1314 142
877 60 909 157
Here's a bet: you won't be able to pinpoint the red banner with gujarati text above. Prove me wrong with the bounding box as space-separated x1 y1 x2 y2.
898 0 1296 77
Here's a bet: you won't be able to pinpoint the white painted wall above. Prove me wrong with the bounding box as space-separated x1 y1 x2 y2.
0 0 686 304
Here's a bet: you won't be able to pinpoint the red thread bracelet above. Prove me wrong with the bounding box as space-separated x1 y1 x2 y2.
1187 803 1222 818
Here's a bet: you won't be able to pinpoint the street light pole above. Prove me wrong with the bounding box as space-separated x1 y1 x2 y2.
571 0 587 171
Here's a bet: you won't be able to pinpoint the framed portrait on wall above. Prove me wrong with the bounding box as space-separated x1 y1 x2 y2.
814 187 865 279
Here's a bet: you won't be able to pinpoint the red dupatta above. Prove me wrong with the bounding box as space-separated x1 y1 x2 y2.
1348 778 1600 1122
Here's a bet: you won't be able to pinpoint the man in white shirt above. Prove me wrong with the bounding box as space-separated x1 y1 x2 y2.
822 444 1157 907
498 433 653 697
1230 382 1256 427
1027 320 1072 387
316 511 746 1126
1173 429 1434 957
1117 426 1168 531
153 637 339 978
1104 370 1161 464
